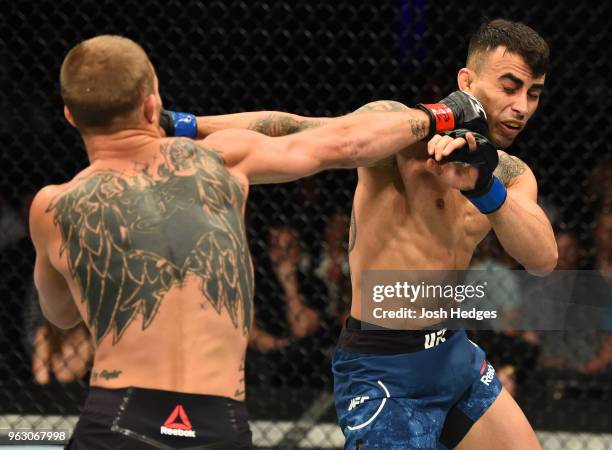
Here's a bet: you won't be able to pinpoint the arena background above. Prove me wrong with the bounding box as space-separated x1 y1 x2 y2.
1 0 611 448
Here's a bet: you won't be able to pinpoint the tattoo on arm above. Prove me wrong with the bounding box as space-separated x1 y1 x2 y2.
352 101 414 168
409 119 428 141
248 114 324 136
348 207 357 252
494 151 528 187
352 100 410 114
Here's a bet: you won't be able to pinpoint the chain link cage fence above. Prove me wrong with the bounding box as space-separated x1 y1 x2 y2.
1 0 611 448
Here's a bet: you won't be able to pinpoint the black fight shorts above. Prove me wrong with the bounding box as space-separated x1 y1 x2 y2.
66 387 252 450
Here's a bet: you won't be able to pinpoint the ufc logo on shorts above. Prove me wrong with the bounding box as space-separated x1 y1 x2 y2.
424 329 447 349
348 396 369 411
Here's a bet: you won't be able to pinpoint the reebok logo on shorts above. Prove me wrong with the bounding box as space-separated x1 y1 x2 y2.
480 360 495 386
160 404 196 438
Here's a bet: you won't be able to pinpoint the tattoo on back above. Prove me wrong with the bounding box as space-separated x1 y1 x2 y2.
248 114 323 136
234 358 245 397
48 139 254 345
494 151 528 186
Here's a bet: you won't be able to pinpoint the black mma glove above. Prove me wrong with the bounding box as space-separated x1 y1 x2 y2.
159 109 198 138
416 90 488 141
441 129 507 214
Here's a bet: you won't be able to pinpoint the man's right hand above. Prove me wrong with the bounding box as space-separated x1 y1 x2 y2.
416 90 488 140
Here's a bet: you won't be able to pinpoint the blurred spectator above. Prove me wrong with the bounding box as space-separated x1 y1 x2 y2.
577 213 612 374
496 365 517 397
0 193 30 252
267 226 320 338
589 157 612 212
465 232 521 332
0 192 36 380
24 283 93 384
32 322 93 384
595 211 612 272
314 213 352 324
556 228 581 270
247 226 335 387
523 228 610 374
466 233 536 395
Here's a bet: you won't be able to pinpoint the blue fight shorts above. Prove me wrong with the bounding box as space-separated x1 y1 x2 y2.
333 317 502 450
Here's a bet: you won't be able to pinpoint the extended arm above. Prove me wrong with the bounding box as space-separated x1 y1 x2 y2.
30 188 81 329
196 111 331 138
488 152 558 275
203 107 433 184
194 100 418 138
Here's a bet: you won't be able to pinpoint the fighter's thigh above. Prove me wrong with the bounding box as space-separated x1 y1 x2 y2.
340 396 442 450
454 388 541 450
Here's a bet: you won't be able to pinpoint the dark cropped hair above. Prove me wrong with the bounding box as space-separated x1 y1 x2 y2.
467 19 549 77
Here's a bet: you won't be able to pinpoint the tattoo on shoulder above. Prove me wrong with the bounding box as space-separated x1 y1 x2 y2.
352 100 410 114
48 139 254 345
494 151 528 187
248 114 323 136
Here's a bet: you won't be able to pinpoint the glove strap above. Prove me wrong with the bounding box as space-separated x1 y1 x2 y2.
415 103 455 140
464 176 507 214
171 111 198 138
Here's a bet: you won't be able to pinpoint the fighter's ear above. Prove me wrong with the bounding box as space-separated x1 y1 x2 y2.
64 106 77 128
143 94 158 125
457 68 475 92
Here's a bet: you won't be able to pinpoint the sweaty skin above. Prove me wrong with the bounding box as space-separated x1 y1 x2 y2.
37 140 253 399
193 43 552 450
31 91 435 400
195 52 556 329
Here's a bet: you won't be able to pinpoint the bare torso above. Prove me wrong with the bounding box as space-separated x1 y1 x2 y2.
349 142 491 328
44 138 253 400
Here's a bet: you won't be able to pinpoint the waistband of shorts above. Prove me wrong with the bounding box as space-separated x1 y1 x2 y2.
86 386 245 410
337 316 459 354
81 387 252 449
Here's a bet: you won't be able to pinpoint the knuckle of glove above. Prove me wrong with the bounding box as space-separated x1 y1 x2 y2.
442 91 489 137
440 130 498 194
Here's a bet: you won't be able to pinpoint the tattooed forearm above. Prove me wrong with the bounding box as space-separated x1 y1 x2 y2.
352 100 411 114
248 114 324 136
494 151 528 186
409 118 428 141
356 102 427 139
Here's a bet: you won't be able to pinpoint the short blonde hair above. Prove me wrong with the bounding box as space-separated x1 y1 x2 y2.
60 35 154 131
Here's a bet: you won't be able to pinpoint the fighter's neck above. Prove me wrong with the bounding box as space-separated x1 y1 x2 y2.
82 128 162 164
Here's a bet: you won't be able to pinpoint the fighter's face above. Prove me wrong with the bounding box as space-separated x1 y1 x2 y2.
464 47 545 148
